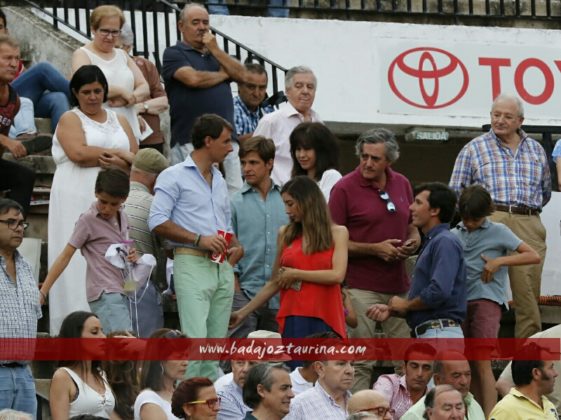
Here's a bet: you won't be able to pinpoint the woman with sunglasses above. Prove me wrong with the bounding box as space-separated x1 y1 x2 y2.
72 5 149 141
134 329 188 420
49 311 115 420
171 378 220 420
289 122 342 201
230 176 349 340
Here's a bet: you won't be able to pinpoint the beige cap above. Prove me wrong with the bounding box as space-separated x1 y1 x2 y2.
247 330 282 339
133 148 169 174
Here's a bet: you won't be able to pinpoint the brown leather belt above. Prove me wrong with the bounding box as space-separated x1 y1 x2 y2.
174 247 210 258
494 204 540 216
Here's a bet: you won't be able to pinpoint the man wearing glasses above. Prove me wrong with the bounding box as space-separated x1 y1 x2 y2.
329 128 420 391
0 198 40 416
368 183 467 340
347 389 394 419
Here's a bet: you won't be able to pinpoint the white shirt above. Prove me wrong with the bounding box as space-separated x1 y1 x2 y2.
214 372 233 394
254 102 322 186
134 389 179 420
318 169 342 201
289 368 314 396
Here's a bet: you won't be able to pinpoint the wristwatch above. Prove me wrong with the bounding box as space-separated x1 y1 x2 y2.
143 103 149 112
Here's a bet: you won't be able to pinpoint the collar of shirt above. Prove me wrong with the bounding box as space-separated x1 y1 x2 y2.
456 218 491 232
510 388 550 410
181 153 222 178
315 381 351 409
240 180 282 195
0 249 22 269
91 201 125 224
279 101 319 121
235 96 260 118
490 128 529 149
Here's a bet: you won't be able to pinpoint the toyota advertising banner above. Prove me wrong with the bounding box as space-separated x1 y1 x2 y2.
381 43 561 118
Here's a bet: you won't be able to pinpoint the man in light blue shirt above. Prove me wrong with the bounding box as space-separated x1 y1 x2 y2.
148 114 244 380
229 136 288 338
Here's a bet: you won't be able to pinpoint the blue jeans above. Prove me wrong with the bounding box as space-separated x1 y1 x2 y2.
416 325 465 352
0 365 37 417
11 62 70 132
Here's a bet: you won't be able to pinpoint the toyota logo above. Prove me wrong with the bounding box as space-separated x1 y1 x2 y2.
388 47 469 109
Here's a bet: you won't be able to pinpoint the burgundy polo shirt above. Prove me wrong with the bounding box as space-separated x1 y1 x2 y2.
69 202 130 302
329 167 413 294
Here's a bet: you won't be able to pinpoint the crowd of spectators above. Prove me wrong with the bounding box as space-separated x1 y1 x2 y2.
0 1 559 419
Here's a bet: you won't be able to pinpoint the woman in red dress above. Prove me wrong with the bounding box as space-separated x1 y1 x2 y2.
230 176 349 338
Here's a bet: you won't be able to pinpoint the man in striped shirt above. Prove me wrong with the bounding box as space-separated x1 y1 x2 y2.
449 93 551 338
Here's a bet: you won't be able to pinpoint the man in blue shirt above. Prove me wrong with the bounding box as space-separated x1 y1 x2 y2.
367 182 467 339
233 63 274 144
148 114 244 380
229 136 287 338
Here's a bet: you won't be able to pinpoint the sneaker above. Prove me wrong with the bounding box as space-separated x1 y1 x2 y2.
17 133 52 156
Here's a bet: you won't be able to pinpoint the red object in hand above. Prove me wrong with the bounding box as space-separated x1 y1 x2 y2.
211 230 233 264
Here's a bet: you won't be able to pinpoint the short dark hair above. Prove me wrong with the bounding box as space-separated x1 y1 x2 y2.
290 122 339 181
191 114 233 149
171 377 213 419
511 344 548 386
414 182 457 224
243 363 290 409
245 62 267 77
0 198 23 216
404 343 437 363
95 169 130 198
70 65 109 107
239 136 275 162
458 185 494 219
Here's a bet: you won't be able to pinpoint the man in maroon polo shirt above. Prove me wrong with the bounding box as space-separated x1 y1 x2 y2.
329 128 420 392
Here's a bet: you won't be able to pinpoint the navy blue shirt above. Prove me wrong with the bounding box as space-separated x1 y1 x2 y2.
407 223 467 329
162 41 235 147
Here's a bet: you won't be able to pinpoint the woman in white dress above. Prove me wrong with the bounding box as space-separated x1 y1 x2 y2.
49 311 116 419
289 122 342 201
47 65 137 335
72 5 149 141
134 329 187 420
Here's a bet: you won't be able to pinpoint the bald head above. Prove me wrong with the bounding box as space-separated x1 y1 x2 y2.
348 390 389 415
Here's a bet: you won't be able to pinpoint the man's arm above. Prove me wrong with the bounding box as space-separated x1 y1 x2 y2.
481 242 540 283
173 66 229 89
203 32 246 83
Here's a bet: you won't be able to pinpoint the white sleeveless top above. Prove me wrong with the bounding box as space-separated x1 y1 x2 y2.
79 46 141 140
60 367 116 418
134 389 180 420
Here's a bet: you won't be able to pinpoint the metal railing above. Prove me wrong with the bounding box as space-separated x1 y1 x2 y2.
201 0 561 20
20 0 288 95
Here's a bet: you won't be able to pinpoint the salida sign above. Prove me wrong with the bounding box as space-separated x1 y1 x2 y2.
381 43 561 117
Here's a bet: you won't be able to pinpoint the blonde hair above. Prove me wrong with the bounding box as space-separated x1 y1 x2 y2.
90 5 125 30
280 176 333 254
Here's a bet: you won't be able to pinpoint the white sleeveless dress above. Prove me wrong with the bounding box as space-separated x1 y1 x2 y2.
80 46 141 141
60 367 116 418
48 108 130 335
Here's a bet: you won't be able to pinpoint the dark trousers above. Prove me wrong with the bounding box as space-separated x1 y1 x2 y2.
0 159 35 215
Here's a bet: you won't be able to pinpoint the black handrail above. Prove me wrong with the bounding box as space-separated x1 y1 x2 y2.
19 0 288 96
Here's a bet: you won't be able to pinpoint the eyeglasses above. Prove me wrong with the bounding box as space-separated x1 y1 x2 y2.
97 28 121 37
364 406 396 417
186 397 221 409
378 190 396 213
0 219 29 231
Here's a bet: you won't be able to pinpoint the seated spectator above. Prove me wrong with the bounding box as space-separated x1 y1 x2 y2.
401 353 484 420
373 343 435 418
347 390 393 419
49 311 115 419
490 344 558 420
285 357 354 419
171 378 221 419
118 23 169 154
452 185 540 416
134 328 187 420
242 363 294 420
424 385 465 420
72 5 150 141
41 169 138 333
496 324 561 413
217 360 259 419
233 63 274 143
0 9 70 137
289 122 341 200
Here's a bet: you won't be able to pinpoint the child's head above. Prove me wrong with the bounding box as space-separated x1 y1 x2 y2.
458 185 494 232
94 169 130 220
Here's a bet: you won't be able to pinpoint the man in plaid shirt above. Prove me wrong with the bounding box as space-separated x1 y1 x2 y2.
449 93 551 338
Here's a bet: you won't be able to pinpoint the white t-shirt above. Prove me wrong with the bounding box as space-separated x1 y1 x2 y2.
134 389 180 420
289 368 314 396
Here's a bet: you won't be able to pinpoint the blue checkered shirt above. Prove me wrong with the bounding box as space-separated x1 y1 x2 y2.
0 251 41 362
233 96 274 137
449 129 551 209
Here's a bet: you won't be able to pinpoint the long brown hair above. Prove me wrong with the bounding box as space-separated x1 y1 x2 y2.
280 176 333 254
